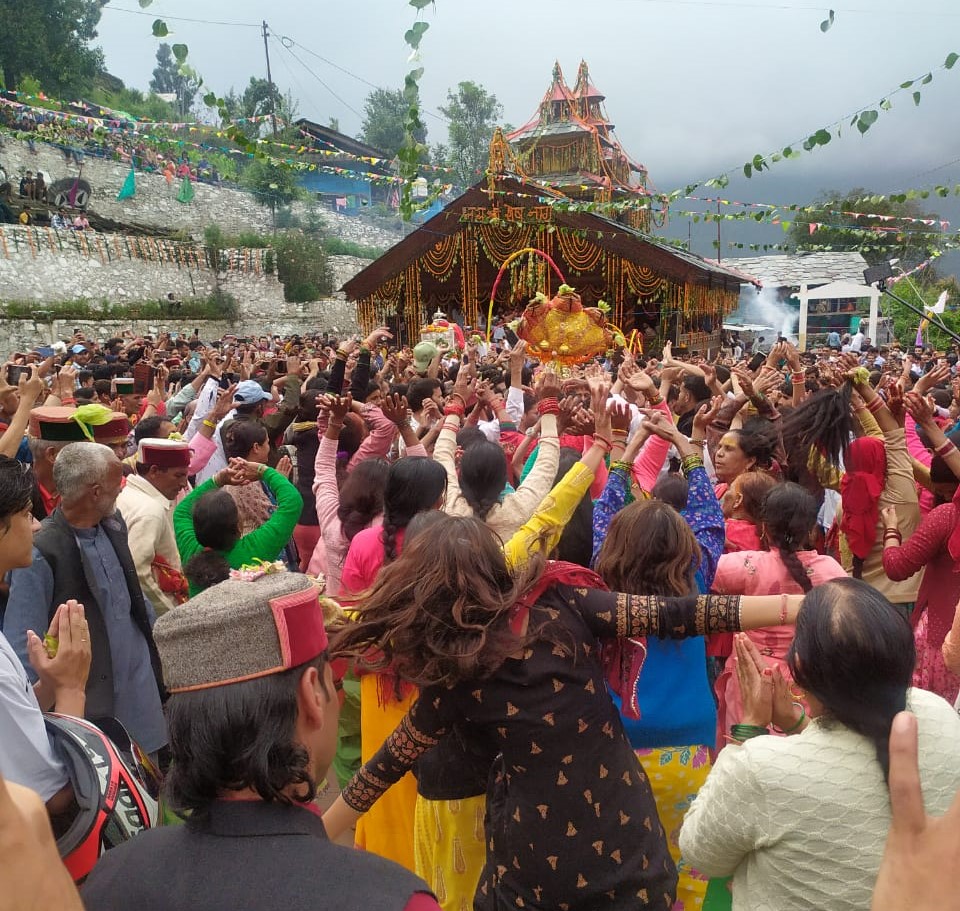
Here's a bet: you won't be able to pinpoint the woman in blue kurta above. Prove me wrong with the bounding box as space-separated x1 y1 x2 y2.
592 413 724 910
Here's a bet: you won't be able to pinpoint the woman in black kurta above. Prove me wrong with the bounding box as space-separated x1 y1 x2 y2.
326 517 797 910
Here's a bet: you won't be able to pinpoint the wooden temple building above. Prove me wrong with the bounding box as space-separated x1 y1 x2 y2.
343 63 752 353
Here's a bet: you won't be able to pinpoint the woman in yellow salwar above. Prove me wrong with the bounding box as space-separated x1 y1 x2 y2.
406 375 612 911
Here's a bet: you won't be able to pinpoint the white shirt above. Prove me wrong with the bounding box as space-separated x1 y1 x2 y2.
117 474 182 617
0 632 68 802
680 688 960 911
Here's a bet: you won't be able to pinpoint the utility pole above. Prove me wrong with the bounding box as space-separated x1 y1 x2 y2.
262 20 279 138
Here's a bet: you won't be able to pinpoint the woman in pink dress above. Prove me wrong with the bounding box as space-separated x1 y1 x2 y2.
882 393 960 703
711 482 847 747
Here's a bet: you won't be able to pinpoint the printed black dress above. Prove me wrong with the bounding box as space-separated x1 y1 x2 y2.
342 584 741 911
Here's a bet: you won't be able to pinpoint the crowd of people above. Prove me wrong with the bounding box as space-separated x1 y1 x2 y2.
1 319 960 910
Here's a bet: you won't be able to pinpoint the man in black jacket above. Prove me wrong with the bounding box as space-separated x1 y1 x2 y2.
2 443 167 757
80 572 438 911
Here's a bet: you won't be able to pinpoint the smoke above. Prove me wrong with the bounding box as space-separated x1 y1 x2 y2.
735 286 799 340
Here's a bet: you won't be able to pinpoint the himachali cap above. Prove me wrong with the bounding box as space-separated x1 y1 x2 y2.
113 377 136 395
137 438 191 469
91 412 132 445
29 406 89 443
153 573 330 693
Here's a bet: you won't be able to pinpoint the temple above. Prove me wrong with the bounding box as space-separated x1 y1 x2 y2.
505 61 657 231
342 63 754 355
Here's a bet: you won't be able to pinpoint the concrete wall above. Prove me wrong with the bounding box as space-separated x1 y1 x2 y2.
1 135 407 250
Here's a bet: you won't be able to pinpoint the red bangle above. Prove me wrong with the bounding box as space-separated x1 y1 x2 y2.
935 439 956 457
593 435 614 453
537 396 560 416
443 403 464 418
865 396 884 414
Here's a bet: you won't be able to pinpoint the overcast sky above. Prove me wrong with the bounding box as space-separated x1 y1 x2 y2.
95 0 960 268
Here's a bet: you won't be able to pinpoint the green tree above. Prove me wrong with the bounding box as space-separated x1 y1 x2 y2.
0 0 106 96
440 81 503 185
359 87 426 159
241 158 302 227
222 77 299 140
272 233 333 302
149 43 199 119
787 188 943 267
879 274 960 349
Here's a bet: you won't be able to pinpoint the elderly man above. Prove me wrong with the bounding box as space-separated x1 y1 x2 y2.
2 443 166 757
117 439 191 615
80 572 438 911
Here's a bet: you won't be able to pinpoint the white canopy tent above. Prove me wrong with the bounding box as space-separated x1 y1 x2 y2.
794 280 881 351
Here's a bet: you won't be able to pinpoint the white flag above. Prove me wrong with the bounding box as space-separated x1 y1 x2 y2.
931 290 948 314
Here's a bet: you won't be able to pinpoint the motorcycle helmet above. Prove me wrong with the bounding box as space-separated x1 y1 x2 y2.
44 714 160 882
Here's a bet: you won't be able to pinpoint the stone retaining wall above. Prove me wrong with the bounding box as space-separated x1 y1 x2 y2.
1 135 406 249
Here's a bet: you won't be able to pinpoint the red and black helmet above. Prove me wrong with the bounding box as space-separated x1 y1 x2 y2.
44 714 161 882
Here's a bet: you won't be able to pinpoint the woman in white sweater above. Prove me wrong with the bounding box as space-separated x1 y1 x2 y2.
679 577 960 911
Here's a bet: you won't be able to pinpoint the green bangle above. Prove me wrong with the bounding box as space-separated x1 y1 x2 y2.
773 704 806 735
730 723 768 742
611 459 633 473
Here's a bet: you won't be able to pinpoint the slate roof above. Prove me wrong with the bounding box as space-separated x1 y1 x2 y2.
722 252 869 287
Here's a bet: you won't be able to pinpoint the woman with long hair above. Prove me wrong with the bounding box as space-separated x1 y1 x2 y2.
338 453 447 874
175 458 303 596
711 482 846 744
323 512 804 910
435 368 560 539
592 412 725 910
883 393 960 702
837 371 922 617
720 471 777 553
309 393 424 596
680 579 960 910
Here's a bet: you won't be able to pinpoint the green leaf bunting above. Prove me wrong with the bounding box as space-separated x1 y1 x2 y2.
152 19 169 38
172 44 189 64
404 21 429 49
857 110 878 134
820 9 835 32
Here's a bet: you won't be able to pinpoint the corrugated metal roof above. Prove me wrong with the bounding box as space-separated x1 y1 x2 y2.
723 252 869 287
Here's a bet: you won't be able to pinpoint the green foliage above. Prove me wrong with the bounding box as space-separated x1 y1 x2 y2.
439 81 504 185
880 276 960 349
786 188 942 266
0 0 106 97
88 81 180 123
272 233 333 302
1 292 239 322
323 237 385 260
221 77 300 142
360 88 428 159
149 43 199 119
241 159 304 213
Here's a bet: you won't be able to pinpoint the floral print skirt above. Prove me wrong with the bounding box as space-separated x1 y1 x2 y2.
635 745 712 911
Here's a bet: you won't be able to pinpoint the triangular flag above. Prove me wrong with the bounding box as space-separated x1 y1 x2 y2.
116 167 136 201
176 176 195 204
931 290 948 314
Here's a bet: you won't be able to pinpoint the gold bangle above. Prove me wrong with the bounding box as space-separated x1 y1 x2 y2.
646 394 664 407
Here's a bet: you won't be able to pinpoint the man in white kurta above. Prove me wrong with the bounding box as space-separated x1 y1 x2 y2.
117 439 192 616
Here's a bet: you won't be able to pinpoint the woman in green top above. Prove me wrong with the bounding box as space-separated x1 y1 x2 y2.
175 457 304 595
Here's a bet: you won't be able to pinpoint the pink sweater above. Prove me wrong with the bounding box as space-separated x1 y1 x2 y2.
309 425 425 596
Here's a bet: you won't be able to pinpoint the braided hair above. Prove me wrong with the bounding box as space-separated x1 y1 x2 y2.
381 457 448 563
760 482 817 592
780 385 854 485
459 440 508 522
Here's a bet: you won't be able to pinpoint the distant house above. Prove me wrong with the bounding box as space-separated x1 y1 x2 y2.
295 119 395 213
724 252 891 349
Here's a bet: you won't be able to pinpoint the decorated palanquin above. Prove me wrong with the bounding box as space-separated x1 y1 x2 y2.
519 286 613 364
